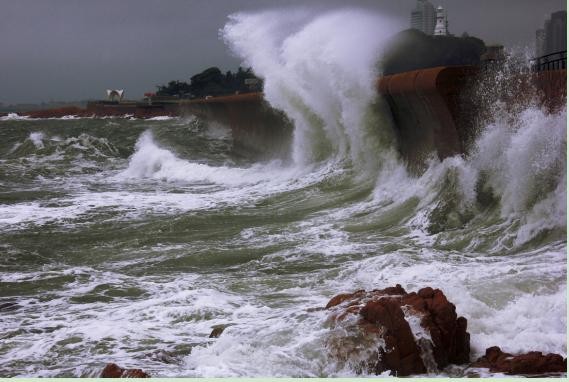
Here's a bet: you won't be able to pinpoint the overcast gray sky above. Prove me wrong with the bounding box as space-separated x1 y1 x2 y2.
0 0 565 104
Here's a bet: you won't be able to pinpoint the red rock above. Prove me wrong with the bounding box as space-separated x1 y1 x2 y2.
472 346 567 375
209 327 225 338
101 363 150 378
325 284 470 376
325 290 365 309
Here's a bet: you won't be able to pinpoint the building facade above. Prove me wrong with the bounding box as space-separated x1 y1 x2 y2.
411 0 436 35
536 11 566 57
535 29 546 57
545 11 567 55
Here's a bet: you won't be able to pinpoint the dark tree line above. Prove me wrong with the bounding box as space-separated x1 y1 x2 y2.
156 67 262 98
381 29 487 75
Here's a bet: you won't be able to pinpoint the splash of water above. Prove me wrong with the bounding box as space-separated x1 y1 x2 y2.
222 8 401 171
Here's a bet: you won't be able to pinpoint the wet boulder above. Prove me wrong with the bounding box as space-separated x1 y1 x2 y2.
472 346 567 375
325 284 470 376
209 326 226 338
101 363 150 378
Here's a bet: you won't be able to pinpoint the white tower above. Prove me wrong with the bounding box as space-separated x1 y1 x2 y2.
434 6 448 36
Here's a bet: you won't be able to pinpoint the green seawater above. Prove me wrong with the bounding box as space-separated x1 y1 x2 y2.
0 115 565 377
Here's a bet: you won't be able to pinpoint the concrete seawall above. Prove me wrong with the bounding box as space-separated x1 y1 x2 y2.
179 93 293 159
17 67 566 167
148 67 564 166
377 66 478 166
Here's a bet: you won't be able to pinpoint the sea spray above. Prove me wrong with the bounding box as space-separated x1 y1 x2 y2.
222 9 401 171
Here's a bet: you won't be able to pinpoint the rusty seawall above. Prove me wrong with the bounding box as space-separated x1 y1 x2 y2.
178 93 293 159
377 66 566 167
20 67 566 167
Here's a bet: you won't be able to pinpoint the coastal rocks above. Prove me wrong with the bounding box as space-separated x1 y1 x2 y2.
100 363 150 378
471 346 567 375
325 284 470 376
209 326 226 338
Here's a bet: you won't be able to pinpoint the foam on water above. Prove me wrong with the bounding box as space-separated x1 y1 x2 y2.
0 113 30 121
146 116 178 121
28 132 45 148
0 6 565 378
118 131 291 186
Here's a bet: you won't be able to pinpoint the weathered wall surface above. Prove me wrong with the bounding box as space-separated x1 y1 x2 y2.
378 66 566 168
179 93 293 159
377 66 479 167
85 102 178 118
16 68 565 167
534 69 567 113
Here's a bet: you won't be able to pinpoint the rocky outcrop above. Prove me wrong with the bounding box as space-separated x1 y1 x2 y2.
209 326 226 338
325 284 470 376
472 346 567 375
100 363 150 378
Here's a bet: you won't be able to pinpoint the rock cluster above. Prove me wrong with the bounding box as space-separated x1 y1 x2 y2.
472 346 567 375
325 284 470 376
100 363 150 378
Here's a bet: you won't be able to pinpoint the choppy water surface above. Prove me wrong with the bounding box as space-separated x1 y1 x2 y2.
0 9 566 378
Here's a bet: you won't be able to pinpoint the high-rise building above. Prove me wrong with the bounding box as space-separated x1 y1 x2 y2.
545 11 566 55
434 6 449 36
536 11 566 57
411 0 436 35
535 29 546 57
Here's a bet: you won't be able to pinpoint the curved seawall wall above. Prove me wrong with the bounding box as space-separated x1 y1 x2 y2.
24 67 566 167
377 66 478 167
180 67 565 168
179 93 293 159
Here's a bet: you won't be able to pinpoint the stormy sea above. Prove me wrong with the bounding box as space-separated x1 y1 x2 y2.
0 10 566 377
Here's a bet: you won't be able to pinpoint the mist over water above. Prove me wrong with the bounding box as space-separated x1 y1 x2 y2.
0 8 566 377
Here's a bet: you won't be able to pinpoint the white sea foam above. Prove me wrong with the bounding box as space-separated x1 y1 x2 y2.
118 131 278 186
0 6 565 379
0 113 30 121
146 116 178 121
28 132 45 148
222 8 401 169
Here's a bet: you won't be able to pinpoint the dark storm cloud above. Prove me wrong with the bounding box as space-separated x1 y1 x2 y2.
0 0 565 104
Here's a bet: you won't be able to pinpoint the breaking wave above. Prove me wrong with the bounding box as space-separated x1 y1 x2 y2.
0 6 565 378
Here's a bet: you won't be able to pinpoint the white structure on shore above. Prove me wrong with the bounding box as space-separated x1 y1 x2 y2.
106 89 124 102
434 5 449 36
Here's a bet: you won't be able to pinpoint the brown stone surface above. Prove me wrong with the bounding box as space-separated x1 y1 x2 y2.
101 363 150 378
472 346 567 375
209 326 225 338
23 106 90 118
325 284 470 376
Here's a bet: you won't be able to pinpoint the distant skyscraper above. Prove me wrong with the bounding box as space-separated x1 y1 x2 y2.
535 29 546 57
411 0 436 35
434 6 449 36
545 11 567 55
536 11 566 57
